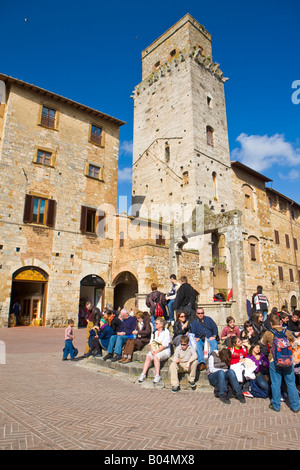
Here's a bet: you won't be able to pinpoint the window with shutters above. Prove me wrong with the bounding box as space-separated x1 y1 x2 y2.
274 230 280 244
80 206 105 235
39 105 58 130
119 231 125 247
89 124 104 147
242 184 254 211
23 195 56 227
248 236 259 262
285 234 290 248
289 269 294 282
278 266 284 281
250 243 256 261
294 238 298 250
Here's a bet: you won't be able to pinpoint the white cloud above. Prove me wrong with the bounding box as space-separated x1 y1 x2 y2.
119 140 133 155
118 167 132 182
278 169 300 181
231 133 300 173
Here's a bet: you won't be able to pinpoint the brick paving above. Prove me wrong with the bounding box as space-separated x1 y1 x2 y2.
0 326 299 451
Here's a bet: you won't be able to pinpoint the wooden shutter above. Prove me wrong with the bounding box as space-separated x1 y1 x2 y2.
46 199 56 227
285 234 290 248
274 230 280 244
23 195 33 223
250 243 256 260
80 206 88 231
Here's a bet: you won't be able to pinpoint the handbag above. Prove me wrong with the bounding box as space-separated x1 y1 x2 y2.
187 333 197 351
203 337 210 360
151 340 162 351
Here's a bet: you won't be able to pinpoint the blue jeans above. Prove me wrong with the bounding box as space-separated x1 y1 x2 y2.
107 334 129 355
208 369 243 396
262 310 268 321
167 299 175 322
255 373 270 393
269 361 300 411
63 339 75 359
195 338 218 364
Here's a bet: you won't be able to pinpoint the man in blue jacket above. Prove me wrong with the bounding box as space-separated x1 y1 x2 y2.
191 307 219 370
103 309 137 362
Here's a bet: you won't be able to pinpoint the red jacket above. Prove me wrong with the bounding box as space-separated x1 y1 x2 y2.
228 345 248 365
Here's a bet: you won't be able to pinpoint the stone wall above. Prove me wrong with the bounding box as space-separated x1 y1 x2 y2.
0 80 123 327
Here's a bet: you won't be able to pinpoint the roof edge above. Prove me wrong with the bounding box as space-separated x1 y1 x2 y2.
0 73 126 127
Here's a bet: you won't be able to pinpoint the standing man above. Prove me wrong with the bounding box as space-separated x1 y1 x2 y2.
173 276 198 321
190 307 219 371
12 300 21 326
165 274 181 325
146 282 167 328
261 313 299 413
252 285 269 321
103 309 137 362
84 301 101 355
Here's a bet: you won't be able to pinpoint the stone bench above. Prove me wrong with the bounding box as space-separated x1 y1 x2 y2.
84 343 211 391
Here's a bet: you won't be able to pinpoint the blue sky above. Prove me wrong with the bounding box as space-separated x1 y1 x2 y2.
2 0 300 212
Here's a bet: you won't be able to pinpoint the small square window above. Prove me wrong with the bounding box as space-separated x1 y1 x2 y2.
36 149 52 166
88 164 100 179
86 163 103 181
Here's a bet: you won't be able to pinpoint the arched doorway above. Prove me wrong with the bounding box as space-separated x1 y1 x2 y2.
291 295 297 313
10 266 48 326
79 275 105 326
113 271 138 311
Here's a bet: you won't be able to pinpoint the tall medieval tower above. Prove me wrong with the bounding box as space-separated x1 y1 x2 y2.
132 14 234 227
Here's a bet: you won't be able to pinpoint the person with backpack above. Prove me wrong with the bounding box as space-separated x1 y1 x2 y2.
261 313 299 413
173 276 198 322
146 283 167 328
252 285 269 321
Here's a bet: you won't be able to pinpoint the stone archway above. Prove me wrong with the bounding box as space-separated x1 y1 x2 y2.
112 271 138 311
79 275 105 325
10 266 49 326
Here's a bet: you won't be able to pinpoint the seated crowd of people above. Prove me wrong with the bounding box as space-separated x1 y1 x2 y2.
79 277 300 413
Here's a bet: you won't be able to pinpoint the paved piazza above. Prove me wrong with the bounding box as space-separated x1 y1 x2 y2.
0 327 299 452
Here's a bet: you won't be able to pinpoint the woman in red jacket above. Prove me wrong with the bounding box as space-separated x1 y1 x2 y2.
228 336 248 365
227 336 251 396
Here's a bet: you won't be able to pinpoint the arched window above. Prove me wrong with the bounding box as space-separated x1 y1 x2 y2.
212 172 217 200
206 126 214 147
248 236 259 262
165 143 170 163
242 184 254 211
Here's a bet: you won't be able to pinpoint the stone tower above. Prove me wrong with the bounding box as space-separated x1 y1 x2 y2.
132 14 234 226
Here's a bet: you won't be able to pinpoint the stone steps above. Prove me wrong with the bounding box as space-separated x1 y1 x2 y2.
84 343 211 391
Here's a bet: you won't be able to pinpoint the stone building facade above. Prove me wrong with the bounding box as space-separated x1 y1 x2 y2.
1 14 300 329
0 73 125 327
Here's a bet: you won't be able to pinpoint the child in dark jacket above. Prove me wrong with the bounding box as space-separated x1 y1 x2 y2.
89 318 114 356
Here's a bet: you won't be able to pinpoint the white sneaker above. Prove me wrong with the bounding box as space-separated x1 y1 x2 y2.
138 373 146 382
153 375 161 383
